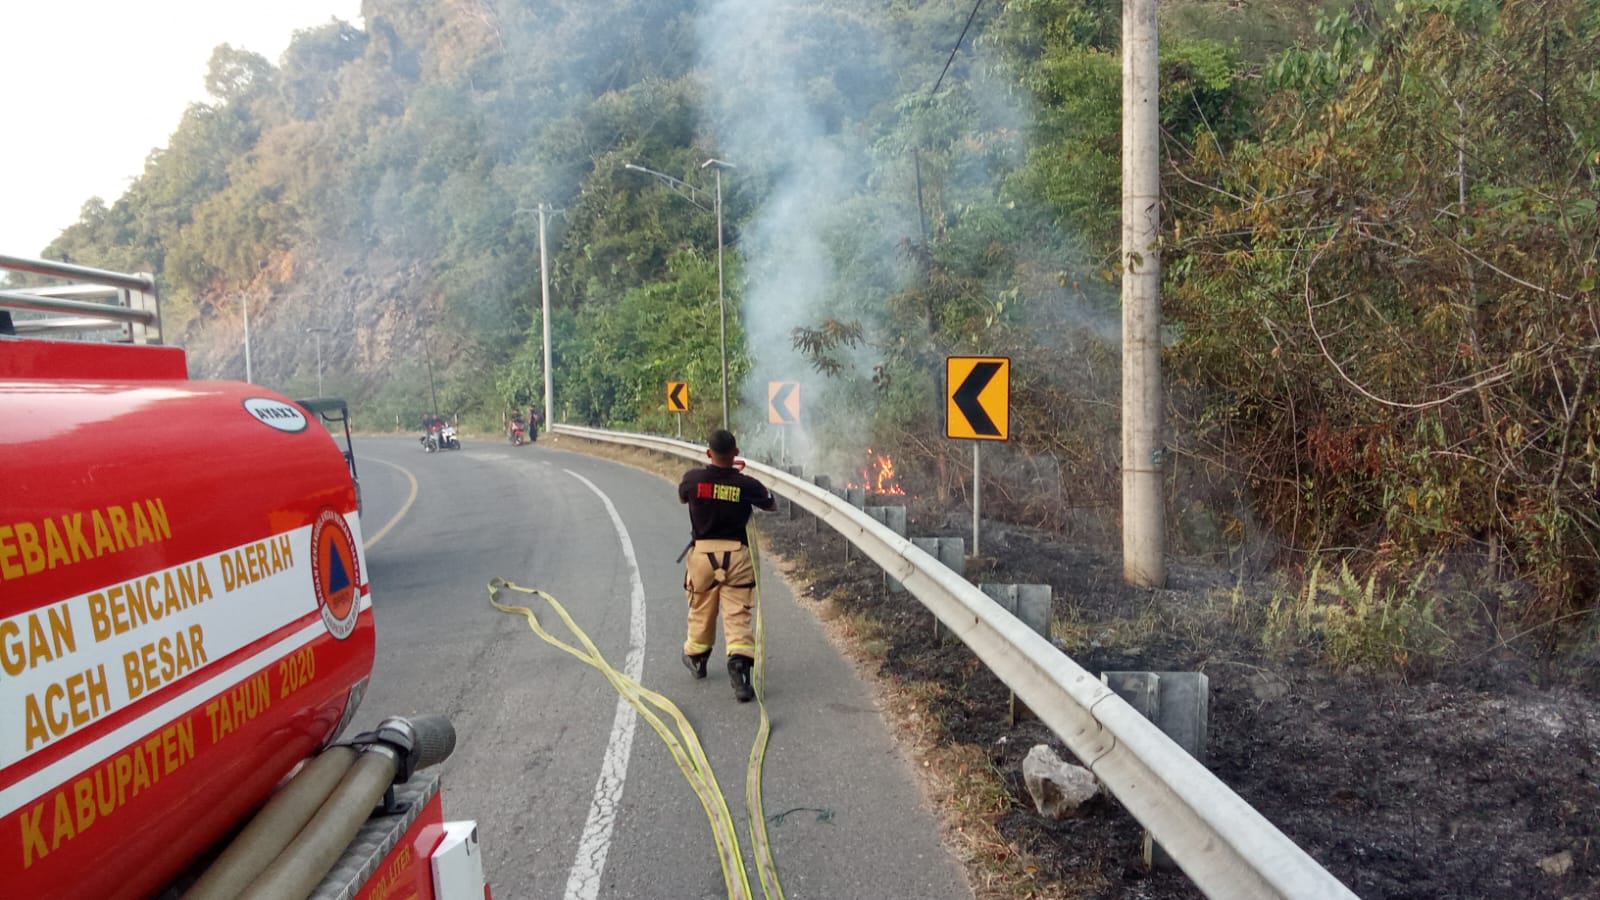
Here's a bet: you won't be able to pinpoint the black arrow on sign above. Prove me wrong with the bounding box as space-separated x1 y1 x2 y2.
771 383 797 423
952 362 1002 436
669 383 686 410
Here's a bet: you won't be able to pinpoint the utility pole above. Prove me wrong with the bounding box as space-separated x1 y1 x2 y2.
1122 0 1165 588
538 203 553 432
424 346 439 418
239 294 253 384
306 326 329 396
418 317 439 417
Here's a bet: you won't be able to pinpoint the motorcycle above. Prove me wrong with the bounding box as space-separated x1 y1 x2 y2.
439 423 462 450
420 422 462 452
509 421 526 446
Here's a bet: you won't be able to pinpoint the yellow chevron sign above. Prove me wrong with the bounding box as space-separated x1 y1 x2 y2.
946 356 1009 440
767 382 800 424
667 381 689 412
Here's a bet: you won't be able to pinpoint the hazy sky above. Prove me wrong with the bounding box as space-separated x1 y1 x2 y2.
0 0 362 259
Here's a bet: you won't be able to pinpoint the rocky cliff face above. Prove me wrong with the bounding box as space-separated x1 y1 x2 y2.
179 252 451 406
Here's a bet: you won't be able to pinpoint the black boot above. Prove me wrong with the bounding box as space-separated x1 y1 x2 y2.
682 650 711 679
727 654 755 703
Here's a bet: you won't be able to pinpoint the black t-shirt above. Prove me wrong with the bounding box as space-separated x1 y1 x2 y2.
679 464 776 541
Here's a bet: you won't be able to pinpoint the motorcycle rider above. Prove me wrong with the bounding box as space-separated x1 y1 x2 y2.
421 414 444 450
420 414 460 450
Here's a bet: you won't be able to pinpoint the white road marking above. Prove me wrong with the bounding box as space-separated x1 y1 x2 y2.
561 470 648 900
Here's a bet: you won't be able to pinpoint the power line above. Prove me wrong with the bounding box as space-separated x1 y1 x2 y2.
932 0 985 95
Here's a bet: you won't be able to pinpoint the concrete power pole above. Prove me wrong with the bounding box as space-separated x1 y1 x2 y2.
306 326 329 396
239 294 253 384
538 203 554 430
1122 0 1166 588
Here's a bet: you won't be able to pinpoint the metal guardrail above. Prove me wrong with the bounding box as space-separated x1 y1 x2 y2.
553 423 1358 900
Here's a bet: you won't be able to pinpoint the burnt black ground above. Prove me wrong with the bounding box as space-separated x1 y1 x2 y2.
758 508 1600 900
547 435 1600 899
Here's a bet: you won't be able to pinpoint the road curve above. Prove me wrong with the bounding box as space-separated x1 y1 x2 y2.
346 436 972 900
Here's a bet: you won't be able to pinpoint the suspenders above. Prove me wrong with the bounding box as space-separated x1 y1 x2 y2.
704 550 756 589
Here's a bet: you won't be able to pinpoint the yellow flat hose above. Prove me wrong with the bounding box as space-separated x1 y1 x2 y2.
743 523 784 900
489 577 777 900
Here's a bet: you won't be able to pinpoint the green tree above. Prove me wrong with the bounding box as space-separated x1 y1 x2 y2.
563 250 741 430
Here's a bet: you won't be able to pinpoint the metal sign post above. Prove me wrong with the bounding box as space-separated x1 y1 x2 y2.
946 356 1010 561
973 442 982 558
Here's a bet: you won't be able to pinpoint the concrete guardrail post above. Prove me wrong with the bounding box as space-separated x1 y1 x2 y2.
865 506 908 592
838 486 865 562
1102 670 1211 870
810 475 830 534
979 583 1053 724
781 465 804 518
913 537 966 642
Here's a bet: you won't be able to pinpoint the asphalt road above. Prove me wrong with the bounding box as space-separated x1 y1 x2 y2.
345 435 972 900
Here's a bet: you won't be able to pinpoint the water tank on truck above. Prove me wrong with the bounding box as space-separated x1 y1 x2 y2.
0 254 482 899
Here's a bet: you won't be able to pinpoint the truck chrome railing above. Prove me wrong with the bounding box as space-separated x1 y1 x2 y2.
0 253 162 344
552 422 1359 900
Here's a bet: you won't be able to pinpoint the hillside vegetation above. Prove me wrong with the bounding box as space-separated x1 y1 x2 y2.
31 0 1600 668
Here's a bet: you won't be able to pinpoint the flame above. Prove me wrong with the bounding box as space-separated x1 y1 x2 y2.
872 452 900 493
848 448 907 496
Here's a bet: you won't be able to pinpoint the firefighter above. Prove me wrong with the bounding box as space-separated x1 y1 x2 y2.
678 429 776 701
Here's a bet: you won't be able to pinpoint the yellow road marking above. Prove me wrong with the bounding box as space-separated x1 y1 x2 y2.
360 456 419 551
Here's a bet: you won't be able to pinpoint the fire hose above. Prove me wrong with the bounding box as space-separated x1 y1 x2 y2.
487 523 783 900
184 715 457 900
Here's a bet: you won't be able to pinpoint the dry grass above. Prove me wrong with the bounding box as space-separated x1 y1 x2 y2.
542 432 688 482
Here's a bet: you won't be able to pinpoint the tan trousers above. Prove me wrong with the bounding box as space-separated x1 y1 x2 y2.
684 539 756 658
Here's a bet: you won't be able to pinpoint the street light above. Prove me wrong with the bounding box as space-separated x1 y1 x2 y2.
624 158 736 428
702 158 735 430
622 164 711 212
306 326 330 396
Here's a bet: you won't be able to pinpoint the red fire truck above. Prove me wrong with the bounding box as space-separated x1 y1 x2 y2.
0 254 487 899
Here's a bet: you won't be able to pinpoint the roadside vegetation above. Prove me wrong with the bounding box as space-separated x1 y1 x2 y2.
551 430 1600 897
22 0 1599 685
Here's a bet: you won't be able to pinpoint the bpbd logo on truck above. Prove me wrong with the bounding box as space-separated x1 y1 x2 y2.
311 508 360 639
